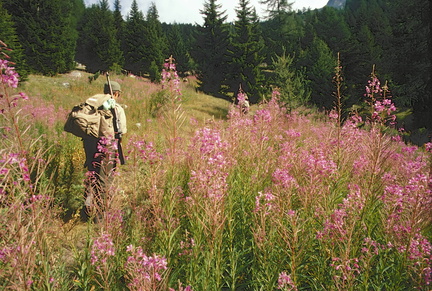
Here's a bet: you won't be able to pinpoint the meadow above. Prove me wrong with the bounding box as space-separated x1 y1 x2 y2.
1 56 431 290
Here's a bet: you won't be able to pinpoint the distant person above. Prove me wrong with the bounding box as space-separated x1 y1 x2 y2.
236 83 250 115
81 80 127 221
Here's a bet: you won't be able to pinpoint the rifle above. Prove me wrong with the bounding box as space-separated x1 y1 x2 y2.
105 73 125 165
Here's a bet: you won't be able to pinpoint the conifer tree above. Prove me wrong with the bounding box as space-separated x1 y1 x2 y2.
225 0 265 103
193 0 230 95
272 50 310 108
298 35 336 109
113 0 124 41
123 0 147 76
259 3 302 66
76 0 123 73
144 2 168 82
166 24 193 76
386 0 431 128
259 0 293 19
3 0 78 75
0 2 28 80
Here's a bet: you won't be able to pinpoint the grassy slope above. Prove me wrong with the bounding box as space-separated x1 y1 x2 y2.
21 71 232 127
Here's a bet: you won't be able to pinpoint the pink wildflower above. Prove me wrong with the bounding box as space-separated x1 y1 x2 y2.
277 271 297 290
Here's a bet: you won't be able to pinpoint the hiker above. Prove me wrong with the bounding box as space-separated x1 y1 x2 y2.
81 80 127 221
236 84 250 115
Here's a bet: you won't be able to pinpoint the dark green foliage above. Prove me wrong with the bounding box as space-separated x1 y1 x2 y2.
3 0 78 76
386 0 431 128
164 24 195 76
1 0 430 135
113 0 124 42
143 2 168 82
298 36 336 109
260 12 304 66
271 51 311 108
123 0 147 76
76 0 123 73
259 0 293 19
193 0 230 96
0 2 28 81
224 0 265 103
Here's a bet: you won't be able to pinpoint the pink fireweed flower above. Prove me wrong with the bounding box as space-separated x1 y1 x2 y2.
161 57 182 97
425 143 432 153
272 89 281 98
284 129 301 138
125 245 168 289
303 149 337 177
317 184 365 240
253 108 272 123
328 109 339 120
179 237 195 256
254 191 277 214
330 257 360 276
169 284 193 291
19 92 28 100
272 168 298 189
277 271 297 290
127 138 163 164
235 91 250 114
91 233 115 267
0 59 19 88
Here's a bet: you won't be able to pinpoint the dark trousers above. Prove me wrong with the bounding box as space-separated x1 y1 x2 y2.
82 137 115 217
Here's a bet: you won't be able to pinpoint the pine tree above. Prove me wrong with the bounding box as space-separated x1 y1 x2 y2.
76 0 123 73
0 2 28 80
3 0 78 75
123 0 147 76
193 0 230 95
225 0 265 103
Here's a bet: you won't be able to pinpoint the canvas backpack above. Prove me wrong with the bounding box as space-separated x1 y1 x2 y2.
64 94 115 139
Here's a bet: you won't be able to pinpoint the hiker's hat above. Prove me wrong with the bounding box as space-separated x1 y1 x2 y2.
104 81 121 94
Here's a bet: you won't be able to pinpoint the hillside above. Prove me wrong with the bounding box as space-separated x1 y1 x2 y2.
1 62 431 289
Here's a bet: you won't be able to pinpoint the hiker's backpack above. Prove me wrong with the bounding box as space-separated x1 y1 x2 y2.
64 94 115 139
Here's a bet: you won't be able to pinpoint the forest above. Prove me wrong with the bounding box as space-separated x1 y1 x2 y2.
0 0 431 142
1 0 432 289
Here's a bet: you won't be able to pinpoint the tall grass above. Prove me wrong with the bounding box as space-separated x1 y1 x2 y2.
1 42 431 290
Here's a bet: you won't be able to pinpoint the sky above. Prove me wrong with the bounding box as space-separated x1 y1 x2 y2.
84 0 328 24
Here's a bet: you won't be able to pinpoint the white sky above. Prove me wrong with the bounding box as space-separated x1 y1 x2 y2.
84 0 328 24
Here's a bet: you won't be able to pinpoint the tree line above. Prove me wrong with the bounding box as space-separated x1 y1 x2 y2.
0 0 430 132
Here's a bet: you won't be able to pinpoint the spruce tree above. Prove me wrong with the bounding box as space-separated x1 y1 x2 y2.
113 0 124 42
259 5 302 66
298 35 336 109
193 0 230 96
143 2 168 82
387 0 431 128
123 0 147 76
166 24 192 76
76 0 123 73
225 0 265 103
0 2 28 80
3 0 78 75
113 0 125 65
